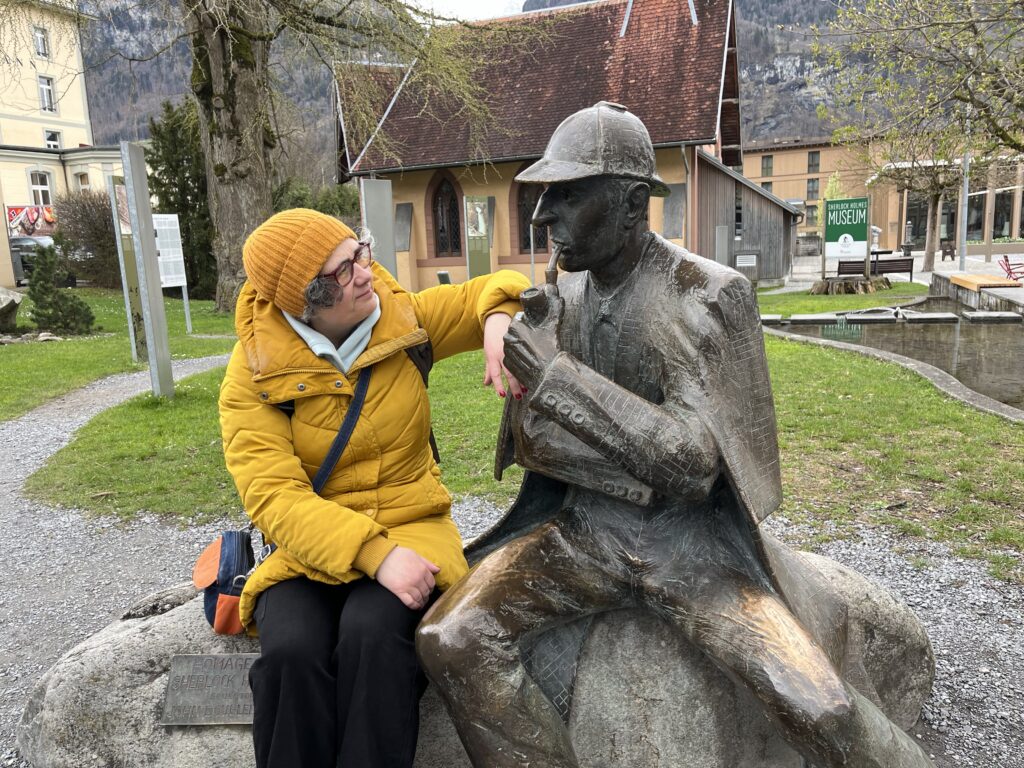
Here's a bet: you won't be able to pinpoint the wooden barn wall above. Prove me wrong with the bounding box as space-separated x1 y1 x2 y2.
696 155 793 280
697 159 736 261
737 185 789 280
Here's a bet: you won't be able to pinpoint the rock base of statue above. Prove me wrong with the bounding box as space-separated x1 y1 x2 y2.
19 549 933 768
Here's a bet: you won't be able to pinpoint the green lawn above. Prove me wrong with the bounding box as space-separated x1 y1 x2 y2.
11 282 1024 580
0 288 236 420
768 335 1023 579
757 282 929 317
23 339 1024 580
23 350 522 521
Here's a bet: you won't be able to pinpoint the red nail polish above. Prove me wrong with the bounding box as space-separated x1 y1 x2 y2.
515 394 522 400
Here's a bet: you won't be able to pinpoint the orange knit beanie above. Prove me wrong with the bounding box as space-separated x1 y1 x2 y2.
242 208 356 316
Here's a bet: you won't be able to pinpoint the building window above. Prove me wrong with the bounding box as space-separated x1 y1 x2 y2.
44 129 61 149
761 181 772 194
993 190 1014 239
806 178 820 201
38 76 56 112
76 172 90 191
33 27 49 58
517 184 548 253
734 186 743 237
806 205 819 227
966 193 985 241
807 151 820 174
433 179 461 258
761 155 773 177
30 171 53 206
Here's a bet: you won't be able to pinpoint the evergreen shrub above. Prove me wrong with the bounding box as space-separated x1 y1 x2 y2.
27 246 95 335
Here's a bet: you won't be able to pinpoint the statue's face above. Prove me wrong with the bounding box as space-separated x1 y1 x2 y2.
533 177 627 274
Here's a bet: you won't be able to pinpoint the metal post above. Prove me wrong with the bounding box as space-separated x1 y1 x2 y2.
121 141 174 399
959 149 970 272
181 285 193 334
107 176 142 364
529 224 536 286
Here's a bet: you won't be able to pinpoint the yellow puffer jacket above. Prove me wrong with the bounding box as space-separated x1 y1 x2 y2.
220 264 529 629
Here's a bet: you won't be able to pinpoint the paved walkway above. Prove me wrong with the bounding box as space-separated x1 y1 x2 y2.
0 356 232 766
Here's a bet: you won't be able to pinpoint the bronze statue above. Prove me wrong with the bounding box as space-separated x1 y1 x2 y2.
417 102 934 768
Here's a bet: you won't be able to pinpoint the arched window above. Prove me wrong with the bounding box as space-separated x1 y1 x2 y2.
517 183 549 253
433 179 461 258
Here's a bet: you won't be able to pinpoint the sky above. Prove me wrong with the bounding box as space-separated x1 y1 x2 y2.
414 0 528 20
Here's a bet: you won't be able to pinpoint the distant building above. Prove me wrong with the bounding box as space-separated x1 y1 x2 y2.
743 138 1024 260
341 0 801 289
1 0 122 288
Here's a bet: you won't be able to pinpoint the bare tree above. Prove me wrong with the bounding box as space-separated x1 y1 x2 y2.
835 126 967 272
1 0 538 310
820 0 1024 153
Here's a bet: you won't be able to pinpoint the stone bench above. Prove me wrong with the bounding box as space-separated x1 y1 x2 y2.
18 542 933 768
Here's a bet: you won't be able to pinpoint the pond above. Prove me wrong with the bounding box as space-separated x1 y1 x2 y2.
784 297 1024 410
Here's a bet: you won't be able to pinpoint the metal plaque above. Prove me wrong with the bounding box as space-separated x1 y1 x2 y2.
394 202 413 252
662 183 686 239
360 178 397 275
161 654 258 726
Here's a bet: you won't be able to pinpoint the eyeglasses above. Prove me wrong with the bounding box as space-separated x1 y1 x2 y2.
320 242 373 288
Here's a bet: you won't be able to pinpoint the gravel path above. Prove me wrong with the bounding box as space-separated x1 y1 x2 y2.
1 362 1022 767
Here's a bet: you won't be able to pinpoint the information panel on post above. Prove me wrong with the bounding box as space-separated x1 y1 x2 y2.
824 197 870 261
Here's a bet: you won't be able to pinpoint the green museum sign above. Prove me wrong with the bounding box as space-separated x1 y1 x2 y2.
824 197 869 260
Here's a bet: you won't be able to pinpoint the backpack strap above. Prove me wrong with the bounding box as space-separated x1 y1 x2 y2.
312 366 373 494
257 366 373 565
405 341 440 463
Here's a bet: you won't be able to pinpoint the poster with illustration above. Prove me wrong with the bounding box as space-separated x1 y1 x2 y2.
6 205 57 237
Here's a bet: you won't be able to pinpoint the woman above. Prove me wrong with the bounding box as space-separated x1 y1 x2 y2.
219 208 529 768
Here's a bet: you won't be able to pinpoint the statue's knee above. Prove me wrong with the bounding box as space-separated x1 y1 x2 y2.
417 605 478 677
417 599 515 682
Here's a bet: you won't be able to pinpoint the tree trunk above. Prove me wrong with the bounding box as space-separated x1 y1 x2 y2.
922 192 940 274
185 1 276 312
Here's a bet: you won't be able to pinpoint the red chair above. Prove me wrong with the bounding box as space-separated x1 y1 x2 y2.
999 255 1024 281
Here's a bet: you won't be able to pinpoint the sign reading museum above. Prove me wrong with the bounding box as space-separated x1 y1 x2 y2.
824 197 869 260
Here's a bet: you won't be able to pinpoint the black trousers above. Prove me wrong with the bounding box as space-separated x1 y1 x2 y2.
250 577 431 768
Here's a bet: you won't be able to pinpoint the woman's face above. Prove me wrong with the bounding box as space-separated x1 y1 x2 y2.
309 238 377 340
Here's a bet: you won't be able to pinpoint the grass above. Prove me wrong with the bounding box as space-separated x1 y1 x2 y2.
22 350 523 522
0 288 236 420
757 282 929 317
767 335 1024 580
13 284 1024 580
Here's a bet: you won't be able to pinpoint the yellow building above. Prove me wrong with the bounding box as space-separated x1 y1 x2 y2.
740 139 899 248
743 138 1024 260
0 0 121 288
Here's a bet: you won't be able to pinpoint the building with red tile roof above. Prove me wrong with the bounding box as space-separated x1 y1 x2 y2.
340 0 800 290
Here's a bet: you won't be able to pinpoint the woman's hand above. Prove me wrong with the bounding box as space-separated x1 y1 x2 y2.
483 313 525 399
375 546 440 610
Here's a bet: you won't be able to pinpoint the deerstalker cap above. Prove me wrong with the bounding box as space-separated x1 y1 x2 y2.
516 101 670 197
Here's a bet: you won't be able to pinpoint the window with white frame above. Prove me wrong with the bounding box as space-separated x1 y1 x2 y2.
76 172 90 191
33 27 50 58
44 129 61 149
30 171 53 206
38 76 56 112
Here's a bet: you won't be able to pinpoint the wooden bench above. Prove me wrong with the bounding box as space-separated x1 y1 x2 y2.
838 257 914 281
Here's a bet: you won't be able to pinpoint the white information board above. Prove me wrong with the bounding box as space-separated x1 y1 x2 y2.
153 214 187 288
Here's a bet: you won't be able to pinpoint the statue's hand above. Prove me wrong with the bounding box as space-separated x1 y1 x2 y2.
503 316 559 392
